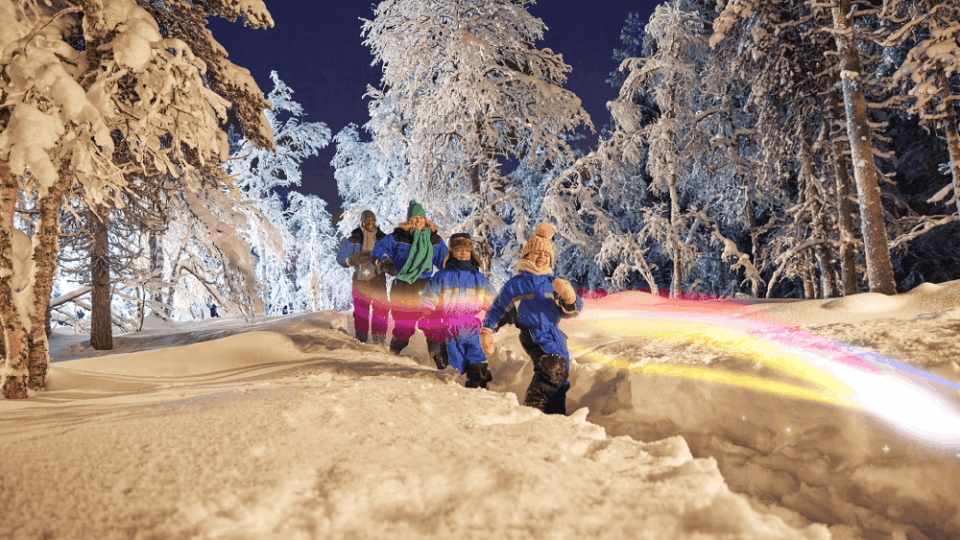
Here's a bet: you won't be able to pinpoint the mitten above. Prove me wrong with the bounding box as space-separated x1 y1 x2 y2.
480 327 495 356
552 278 576 304
351 252 372 265
379 258 397 276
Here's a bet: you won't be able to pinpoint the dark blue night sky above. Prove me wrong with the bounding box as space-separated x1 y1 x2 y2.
209 1 662 214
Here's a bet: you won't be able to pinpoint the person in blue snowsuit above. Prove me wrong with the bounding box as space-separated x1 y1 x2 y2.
335 209 388 344
372 200 448 361
481 223 583 414
422 233 498 388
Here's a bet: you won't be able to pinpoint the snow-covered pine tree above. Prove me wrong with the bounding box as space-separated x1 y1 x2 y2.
222 71 333 316
709 0 901 296
0 0 274 398
884 0 960 219
361 0 592 267
710 0 848 299
560 10 667 295
332 119 412 235
225 71 331 202
695 36 769 297
550 0 715 298
825 0 898 293
285 191 348 312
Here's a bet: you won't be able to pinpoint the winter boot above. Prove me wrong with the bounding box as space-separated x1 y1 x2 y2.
389 338 409 356
522 354 569 412
465 362 493 389
427 339 448 369
371 333 387 346
355 330 368 344
543 381 570 415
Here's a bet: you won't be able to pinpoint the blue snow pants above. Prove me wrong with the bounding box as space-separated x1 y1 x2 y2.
446 334 486 374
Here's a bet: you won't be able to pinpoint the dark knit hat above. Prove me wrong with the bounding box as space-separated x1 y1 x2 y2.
407 200 426 220
359 209 375 225
520 223 556 265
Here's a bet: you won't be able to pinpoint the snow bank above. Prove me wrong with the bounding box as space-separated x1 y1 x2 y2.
4 283 960 539
2 311 829 540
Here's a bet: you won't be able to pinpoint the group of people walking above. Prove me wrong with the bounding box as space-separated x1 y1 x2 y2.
336 201 582 414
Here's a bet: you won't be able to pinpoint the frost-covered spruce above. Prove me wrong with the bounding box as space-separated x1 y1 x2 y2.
0 0 274 397
361 0 592 276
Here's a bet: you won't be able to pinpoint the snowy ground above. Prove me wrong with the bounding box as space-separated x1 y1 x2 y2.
2 282 960 540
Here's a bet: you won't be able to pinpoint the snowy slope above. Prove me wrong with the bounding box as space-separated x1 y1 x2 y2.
2 282 960 539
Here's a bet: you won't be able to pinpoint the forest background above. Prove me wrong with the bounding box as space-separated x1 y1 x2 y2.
1 0 959 399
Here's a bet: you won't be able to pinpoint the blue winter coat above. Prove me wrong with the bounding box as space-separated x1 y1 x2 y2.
373 226 448 283
422 258 498 338
483 271 583 362
336 226 386 281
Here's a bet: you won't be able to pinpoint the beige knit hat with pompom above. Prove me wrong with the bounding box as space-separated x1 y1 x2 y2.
520 223 556 265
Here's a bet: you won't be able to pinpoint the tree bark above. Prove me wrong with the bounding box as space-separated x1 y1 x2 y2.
832 0 897 294
669 174 683 298
89 207 113 350
827 102 860 296
148 229 167 320
937 69 960 218
0 162 27 399
724 95 763 298
801 253 817 300
740 182 763 297
664 90 684 299
25 174 70 389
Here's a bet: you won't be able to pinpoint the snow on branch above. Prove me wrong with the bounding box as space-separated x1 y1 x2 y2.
889 215 960 251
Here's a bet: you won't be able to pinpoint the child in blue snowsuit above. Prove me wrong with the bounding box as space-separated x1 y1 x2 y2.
422 233 498 388
481 223 583 414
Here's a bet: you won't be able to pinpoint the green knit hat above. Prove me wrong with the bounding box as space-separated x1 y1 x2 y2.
407 200 426 220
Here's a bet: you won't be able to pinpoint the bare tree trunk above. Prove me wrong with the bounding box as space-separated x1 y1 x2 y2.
815 242 839 298
742 186 762 297
725 94 762 297
669 175 683 298
832 0 897 294
162 243 186 320
803 132 838 298
937 69 960 218
148 229 167 320
801 253 817 299
799 131 838 299
0 163 27 399
89 207 113 350
25 174 69 389
827 104 860 296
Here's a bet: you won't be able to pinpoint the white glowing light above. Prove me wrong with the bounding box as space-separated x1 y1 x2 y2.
827 362 960 447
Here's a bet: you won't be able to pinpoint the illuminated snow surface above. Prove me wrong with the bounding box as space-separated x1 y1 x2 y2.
3 281 960 540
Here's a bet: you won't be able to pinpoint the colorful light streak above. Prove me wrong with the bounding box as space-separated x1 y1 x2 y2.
568 292 960 449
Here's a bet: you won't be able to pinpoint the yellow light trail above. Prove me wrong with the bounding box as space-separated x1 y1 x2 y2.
574 315 851 392
568 339 854 408
566 300 960 448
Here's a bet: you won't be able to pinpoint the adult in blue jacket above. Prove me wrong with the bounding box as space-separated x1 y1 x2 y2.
422 233 498 387
373 200 448 359
481 223 582 414
335 209 388 344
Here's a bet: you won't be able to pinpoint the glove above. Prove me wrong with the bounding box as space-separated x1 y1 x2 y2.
552 278 576 304
480 327 495 356
379 258 397 276
351 252 373 265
